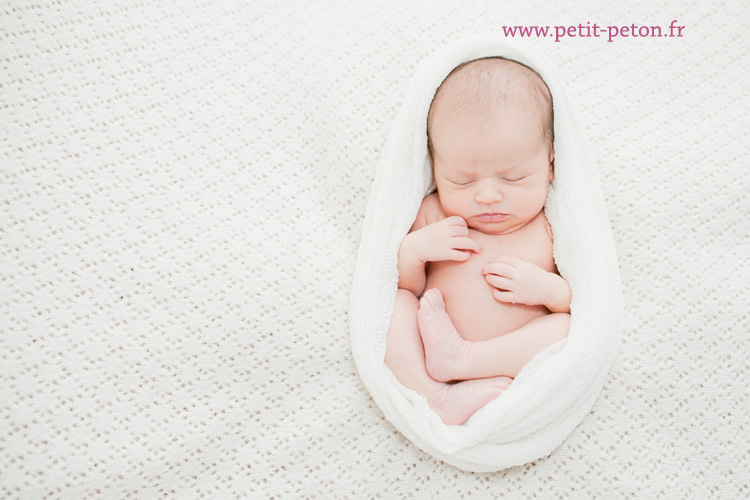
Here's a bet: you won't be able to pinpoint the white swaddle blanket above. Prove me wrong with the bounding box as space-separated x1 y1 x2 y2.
349 33 624 472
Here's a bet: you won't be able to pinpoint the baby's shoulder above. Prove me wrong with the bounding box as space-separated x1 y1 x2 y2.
410 192 446 231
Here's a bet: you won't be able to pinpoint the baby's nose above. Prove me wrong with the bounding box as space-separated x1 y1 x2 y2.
475 180 503 204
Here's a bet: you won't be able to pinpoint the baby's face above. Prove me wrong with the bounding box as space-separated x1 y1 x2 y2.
430 105 554 235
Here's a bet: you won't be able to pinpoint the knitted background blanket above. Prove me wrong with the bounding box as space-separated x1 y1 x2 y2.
2 0 748 497
350 33 624 471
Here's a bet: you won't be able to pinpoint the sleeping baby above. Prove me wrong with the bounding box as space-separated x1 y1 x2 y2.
385 57 572 426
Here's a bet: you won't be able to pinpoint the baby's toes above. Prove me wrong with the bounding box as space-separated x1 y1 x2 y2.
494 376 513 389
422 288 445 312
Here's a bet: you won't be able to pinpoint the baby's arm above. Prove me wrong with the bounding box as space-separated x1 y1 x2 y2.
396 233 428 297
397 194 480 297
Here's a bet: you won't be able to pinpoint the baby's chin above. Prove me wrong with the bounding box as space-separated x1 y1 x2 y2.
467 216 527 235
467 219 513 235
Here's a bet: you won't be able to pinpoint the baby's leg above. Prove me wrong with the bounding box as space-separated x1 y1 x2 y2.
385 289 513 425
386 289 444 398
419 288 570 382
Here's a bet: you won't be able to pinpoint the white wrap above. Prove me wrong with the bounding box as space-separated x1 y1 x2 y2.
349 33 625 472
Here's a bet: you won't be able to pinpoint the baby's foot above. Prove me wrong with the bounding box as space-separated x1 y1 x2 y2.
429 377 513 426
418 288 472 382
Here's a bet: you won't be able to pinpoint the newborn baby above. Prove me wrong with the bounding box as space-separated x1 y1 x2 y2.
385 57 572 426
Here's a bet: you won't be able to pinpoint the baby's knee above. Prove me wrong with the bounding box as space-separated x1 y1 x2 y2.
395 288 420 310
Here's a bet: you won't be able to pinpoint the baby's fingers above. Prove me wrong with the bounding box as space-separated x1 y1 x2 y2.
444 215 468 226
485 273 513 291
446 249 472 261
452 236 481 254
482 262 515 278
492 290 518 304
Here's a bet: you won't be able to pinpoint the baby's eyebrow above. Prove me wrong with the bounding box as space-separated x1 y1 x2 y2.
503 166 526 175
452 169 476 176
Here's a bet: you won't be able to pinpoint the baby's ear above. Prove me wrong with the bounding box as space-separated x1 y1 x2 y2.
548 148 555 182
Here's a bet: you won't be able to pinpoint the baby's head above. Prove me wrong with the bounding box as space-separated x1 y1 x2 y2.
426 57 555 235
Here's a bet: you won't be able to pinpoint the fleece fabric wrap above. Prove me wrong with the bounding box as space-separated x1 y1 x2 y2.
349 33 625 472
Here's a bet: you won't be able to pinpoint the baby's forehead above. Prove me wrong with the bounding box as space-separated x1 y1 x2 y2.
436 59 546 114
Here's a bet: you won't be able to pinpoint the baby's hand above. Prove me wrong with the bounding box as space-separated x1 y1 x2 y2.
410 216 481 263
482 256 552 306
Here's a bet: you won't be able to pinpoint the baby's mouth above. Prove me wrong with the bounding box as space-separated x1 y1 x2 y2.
475 213 509 223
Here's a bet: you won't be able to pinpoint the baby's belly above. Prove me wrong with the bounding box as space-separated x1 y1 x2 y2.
424 247 549 343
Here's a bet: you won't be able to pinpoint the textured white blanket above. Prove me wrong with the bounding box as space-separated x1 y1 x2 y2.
350 33 624 471
2 0 748 497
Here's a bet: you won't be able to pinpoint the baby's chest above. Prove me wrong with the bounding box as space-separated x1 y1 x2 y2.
472 222 555 270
423 220 555 340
